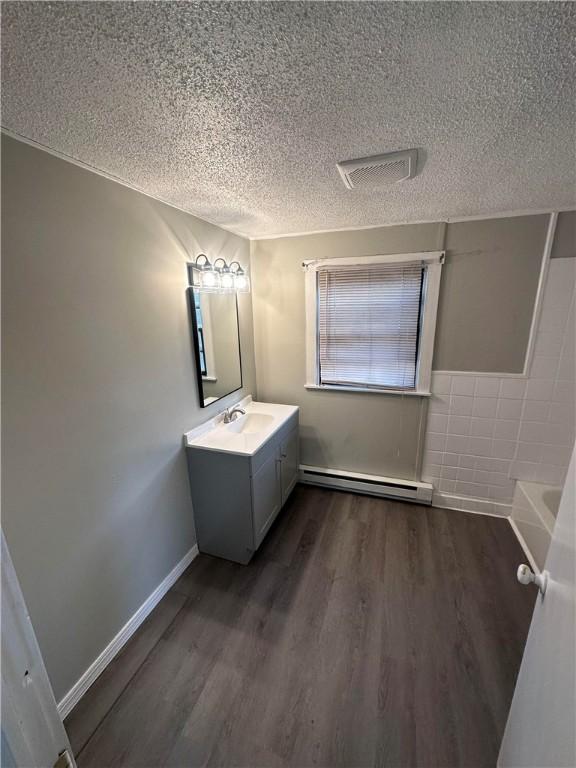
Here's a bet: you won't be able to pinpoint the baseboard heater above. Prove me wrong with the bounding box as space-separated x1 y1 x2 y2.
299 464 433 504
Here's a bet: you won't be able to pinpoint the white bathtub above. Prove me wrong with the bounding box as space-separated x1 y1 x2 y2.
511 481 561 572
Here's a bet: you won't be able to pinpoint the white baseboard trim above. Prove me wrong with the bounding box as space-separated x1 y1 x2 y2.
432 490 512 518
57 544 198 719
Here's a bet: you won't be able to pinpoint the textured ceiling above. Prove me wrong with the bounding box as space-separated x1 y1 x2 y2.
2 1 575 238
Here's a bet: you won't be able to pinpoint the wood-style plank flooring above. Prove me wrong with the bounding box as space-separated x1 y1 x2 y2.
65 486 536 768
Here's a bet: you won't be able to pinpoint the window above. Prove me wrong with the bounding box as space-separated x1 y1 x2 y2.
304 252 443 395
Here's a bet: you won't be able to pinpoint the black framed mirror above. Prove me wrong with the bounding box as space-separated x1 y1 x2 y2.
187 287 242 407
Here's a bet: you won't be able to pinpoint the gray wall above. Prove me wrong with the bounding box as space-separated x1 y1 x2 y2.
434 215 548 372
251 215 547 479
1 135 255 702
251 223 445 479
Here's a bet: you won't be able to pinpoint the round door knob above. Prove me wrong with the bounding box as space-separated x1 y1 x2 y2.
517 563 548 595
517 564 533 585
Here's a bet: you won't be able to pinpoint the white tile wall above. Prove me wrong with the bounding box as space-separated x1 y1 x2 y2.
422 258 576 516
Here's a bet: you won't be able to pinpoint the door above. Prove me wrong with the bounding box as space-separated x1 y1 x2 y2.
498 446 576 768
280 427 299 505
1 531 76 768
252 448 281 548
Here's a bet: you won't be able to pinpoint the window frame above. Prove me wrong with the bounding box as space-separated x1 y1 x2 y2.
304 251 444 396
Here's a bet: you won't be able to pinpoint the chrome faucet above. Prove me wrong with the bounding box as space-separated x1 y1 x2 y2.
223 407 246 424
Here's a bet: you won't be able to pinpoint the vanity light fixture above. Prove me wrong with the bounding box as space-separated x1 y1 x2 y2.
188 254 250 294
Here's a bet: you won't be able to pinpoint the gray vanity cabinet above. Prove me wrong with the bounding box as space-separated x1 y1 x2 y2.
186 412 299 564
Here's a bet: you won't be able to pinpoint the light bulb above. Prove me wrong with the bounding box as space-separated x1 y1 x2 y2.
221 272 234 290
203 272 216 286
201 270 219 291
234 273 248 291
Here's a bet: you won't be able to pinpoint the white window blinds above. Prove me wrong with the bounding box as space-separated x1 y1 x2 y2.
317 262 424 390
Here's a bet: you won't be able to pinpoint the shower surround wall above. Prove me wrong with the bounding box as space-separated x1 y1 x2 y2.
422 255 576 515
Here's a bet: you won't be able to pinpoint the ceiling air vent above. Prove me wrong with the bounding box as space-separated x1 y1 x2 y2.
336 149 418 190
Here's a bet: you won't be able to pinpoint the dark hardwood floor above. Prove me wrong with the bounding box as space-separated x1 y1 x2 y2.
65 486 536 768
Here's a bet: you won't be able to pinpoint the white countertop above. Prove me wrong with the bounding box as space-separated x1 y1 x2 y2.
184 397 299 457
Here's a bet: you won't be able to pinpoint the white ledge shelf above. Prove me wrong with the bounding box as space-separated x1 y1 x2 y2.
304 383 431 397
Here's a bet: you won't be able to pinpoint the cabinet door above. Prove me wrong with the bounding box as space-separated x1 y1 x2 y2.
252 448 281 548
280 427 299 505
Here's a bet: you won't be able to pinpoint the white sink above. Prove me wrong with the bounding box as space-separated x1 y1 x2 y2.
184 398 299 456
225 412 274 435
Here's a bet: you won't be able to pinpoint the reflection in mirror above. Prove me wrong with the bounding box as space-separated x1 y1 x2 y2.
188 288 242 407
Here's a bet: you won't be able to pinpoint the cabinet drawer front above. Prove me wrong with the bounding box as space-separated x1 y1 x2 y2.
250 412 299 476
252 450 281 548
276 412 299 445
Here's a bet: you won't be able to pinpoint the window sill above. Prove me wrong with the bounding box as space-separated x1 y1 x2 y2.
304 383 431 397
